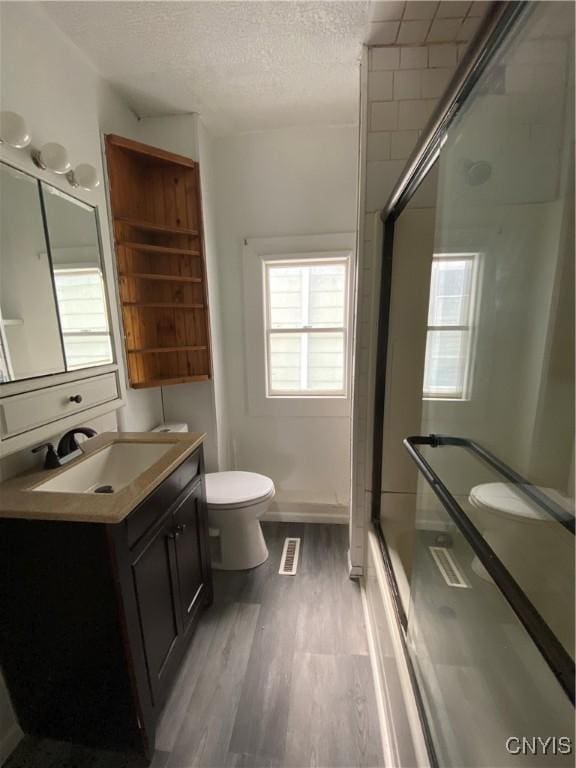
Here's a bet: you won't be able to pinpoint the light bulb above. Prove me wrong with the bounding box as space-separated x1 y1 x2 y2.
67 163 100 191
32 142 71 174
0 111 31 149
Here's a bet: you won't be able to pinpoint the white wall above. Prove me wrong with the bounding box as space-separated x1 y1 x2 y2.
0 2 163 441
213 124 358 511
197 120 229 470
0 3 164 759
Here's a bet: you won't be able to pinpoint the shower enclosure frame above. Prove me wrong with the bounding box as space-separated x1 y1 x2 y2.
367 2 574 765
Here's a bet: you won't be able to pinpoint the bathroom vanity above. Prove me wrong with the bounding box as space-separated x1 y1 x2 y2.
0 432 212 761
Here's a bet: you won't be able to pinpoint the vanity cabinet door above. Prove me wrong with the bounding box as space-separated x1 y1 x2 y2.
172 479 211 634
131 512 181 706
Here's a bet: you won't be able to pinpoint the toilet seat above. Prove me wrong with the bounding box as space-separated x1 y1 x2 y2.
469 482 573 523
205 471 275 508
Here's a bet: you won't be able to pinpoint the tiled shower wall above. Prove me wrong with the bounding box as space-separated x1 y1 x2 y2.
350 40 462 570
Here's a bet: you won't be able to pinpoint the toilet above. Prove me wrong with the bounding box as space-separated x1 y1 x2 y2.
205 471 275 570
468 482 573 583
152 423 275 570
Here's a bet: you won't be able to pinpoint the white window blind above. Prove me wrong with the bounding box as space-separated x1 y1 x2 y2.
423 254 477 399
53 267 112 370
264 259 349 396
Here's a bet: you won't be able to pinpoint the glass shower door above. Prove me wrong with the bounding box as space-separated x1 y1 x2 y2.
408 474 574 768
401 3 575 766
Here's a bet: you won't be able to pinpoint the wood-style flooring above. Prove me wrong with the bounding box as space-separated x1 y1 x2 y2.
5 523 384 768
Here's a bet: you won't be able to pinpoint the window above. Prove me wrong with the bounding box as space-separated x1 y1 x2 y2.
264 258 350 396
53 267 112 370
423 254 477 399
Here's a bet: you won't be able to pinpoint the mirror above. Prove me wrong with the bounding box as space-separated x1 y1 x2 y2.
0 164 66 381
0 163 113 383
41 183 113 372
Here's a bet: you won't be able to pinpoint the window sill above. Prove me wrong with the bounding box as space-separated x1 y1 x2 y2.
267 394 349 401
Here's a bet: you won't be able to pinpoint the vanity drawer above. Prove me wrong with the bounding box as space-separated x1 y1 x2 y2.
0 373 119 438
126 450 201 550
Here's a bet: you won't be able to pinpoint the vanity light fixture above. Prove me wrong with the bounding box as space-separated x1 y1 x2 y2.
0 111 31 149
67 163 100 191
1 112 98 192
31 142 71 175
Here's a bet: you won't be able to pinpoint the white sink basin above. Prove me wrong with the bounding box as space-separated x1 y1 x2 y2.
32 442 173 494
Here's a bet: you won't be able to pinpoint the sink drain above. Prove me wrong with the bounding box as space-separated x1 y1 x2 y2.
94 485 114 494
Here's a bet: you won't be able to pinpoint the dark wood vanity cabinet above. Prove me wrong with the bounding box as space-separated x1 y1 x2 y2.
0 446 212 762
121 475 210 711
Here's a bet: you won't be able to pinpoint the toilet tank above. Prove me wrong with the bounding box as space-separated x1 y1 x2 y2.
151 422 189 434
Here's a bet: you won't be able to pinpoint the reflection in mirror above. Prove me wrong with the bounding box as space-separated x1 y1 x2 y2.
419 0 575 658
41 183 113 371
0 164 65 382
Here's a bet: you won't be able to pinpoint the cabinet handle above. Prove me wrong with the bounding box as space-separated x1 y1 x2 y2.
69 394 83 404
168 523 187 540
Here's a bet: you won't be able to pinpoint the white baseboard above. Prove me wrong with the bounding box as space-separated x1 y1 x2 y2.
418 519 451 533
365 531 431 768
361 583 396 768
0 723 22 766
262 501 349 525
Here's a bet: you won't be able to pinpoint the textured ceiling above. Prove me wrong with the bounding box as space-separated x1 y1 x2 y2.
43 1 371 134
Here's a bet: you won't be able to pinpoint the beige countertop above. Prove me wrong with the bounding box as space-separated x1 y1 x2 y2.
0 432 205 524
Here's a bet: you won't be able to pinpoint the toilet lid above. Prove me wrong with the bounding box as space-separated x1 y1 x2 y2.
205 471 275 506
469 482 573 522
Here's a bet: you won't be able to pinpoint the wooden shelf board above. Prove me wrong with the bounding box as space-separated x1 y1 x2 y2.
119 272 202 284
117 241 200 256
127 346 207 354
106 134 197 168
123 302 204 310
114 217 198 236
131 374 210 389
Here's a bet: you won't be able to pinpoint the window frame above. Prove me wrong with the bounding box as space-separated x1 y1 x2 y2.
263 256 351 398
242 234 355 419
423 252 480 401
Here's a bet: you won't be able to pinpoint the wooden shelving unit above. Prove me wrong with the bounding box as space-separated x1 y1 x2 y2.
114 217 198 237
117 242 201 257
118 273 203 284
123 302 205 310
127 346 208 354
105 134 212 389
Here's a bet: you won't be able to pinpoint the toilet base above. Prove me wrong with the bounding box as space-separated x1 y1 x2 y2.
210 517 269 571
208 500 269 571
471 554 491 582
